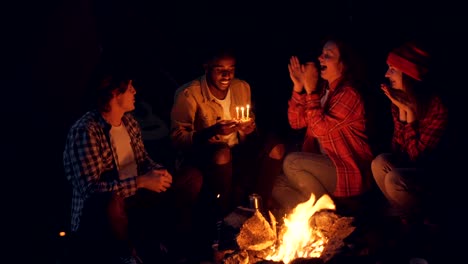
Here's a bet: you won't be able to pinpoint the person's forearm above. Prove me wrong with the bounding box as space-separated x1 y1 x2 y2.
292 84 303 93
398 108 407 122
136 174 146 189
304 82 317 94
406 109 416 123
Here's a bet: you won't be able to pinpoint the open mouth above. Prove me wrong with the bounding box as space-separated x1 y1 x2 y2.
220 80 231 87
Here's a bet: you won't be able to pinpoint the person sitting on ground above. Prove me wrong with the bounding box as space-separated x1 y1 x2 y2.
271 35 374 217
63 65 202 264
170 46 286 217
371 40 449 226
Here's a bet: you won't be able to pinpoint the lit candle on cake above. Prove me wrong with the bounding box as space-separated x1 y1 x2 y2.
246 104 250 120
241 107 245 120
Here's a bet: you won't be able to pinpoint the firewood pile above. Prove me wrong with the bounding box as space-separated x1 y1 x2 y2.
217 208 356 264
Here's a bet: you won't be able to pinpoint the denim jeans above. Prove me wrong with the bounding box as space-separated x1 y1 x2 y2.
371 153 424 216
272 152 337 214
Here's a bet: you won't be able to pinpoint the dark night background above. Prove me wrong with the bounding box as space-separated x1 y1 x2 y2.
5 0 467 263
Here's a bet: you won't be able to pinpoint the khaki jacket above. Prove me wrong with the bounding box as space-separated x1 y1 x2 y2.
170 75 252 151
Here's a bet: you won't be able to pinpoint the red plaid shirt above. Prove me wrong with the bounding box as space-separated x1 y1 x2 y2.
288 80 373 197
391 96 448 163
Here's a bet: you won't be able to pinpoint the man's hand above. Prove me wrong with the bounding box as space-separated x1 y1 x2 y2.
238 118 256 135
213 120 239 136
193 120 239 145
139 169 173 193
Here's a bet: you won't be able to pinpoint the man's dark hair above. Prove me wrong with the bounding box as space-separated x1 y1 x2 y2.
86 63 133 112
202 45 238 65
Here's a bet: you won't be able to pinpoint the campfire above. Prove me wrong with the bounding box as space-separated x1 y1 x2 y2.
220 194 356 264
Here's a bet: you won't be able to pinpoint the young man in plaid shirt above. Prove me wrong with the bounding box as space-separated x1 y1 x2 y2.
63 66 202 264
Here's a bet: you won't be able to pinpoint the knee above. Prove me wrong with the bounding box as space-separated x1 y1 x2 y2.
282 152 299 173
178 167 203 195
269 143 286 160
107 193 127 222
213 147 231 165
186 167 204 193
383 171 401 192
371 153 389 175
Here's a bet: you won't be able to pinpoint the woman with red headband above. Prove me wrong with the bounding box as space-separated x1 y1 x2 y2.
372 41 449 225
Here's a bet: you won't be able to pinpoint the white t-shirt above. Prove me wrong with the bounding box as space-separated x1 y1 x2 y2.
109 124 138 180
213 89 238 147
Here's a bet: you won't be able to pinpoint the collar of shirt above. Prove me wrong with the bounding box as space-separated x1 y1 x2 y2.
328 76 344 92
201 75 218 103
96 110 132 132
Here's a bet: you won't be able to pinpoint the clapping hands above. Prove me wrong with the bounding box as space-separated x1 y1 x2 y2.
288 56 319 94
381 83 411 111
381 83 417 122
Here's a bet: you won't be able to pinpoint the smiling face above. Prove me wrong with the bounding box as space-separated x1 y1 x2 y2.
205 55 236 99
385 64 404 90
318 40 343 83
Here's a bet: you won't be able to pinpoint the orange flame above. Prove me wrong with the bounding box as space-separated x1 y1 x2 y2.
266 194 335 264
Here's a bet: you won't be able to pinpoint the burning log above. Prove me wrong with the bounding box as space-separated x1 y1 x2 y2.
237 210 276 251
308 211 355 263
219 195 356 264
224 250 250 264
240 257 324 264
221 210 278 264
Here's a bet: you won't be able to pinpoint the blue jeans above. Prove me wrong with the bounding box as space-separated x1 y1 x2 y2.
272 152 337 214
371 153 425 216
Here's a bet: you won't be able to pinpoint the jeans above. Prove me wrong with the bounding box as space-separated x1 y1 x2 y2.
272 152 337 214
371 153 425 216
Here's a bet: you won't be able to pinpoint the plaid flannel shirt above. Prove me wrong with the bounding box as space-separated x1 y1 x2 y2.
63 110 163 232
391 96 448 163
287 81 373 197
